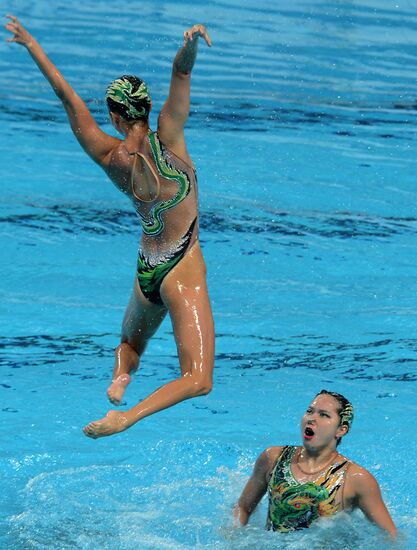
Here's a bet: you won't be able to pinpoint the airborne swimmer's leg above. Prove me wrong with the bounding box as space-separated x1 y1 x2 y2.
83 243 214 438
107 278 167 405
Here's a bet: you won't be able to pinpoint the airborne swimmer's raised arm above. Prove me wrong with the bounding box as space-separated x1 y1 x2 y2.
5 15 118 167
158 24 212 153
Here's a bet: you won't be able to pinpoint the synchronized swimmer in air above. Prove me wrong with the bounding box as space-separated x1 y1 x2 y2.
6 15 214 439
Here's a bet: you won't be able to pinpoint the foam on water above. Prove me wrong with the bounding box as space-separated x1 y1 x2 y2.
5 449 403 550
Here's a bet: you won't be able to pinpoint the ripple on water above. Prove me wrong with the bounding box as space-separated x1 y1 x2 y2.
2 200 417 241
2 332 417 382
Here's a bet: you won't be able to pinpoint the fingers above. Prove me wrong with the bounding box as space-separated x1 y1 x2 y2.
202 28 212 47
183 30 193 44
5 14 23 31
198 25 212 47
5 14 19 38
5 14 19 30
5 15 32 47
183 24 212 47
4 25 17 41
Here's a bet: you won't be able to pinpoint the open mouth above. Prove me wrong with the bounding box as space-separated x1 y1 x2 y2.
304 426 315 439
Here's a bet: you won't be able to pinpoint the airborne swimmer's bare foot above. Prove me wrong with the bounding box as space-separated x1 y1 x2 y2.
107 374 131 405
83 410 129 439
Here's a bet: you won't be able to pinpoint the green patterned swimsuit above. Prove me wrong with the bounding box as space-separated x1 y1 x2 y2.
267 446 349 533
132 132 198 305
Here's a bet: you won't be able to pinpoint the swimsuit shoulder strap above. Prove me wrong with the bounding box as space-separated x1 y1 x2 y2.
323 457 349 481
269 446 296 487
317 457 350 497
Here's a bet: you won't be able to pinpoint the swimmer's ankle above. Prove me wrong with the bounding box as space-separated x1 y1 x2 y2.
112 373 131 384
115 342 140 373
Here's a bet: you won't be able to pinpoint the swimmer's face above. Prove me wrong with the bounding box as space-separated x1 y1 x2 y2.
301 394 348 448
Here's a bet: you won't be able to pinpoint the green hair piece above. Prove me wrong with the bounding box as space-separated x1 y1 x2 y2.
106 76 151 120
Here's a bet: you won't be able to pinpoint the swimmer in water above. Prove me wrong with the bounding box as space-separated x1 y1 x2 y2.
6 15 214 438
234 390 396 537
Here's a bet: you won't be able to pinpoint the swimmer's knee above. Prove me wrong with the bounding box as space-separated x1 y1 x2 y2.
189 375 213 397
197 380 212 396
179 355 213 397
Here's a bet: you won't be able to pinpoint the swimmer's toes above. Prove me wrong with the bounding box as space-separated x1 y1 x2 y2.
83 422 101 438
83 426 95 439
83 410 127 439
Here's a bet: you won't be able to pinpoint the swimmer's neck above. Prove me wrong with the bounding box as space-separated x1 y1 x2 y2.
301 443 338 463
123 120 150 139
110 112 150 139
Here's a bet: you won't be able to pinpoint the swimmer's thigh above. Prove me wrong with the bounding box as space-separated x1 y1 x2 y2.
160 243 214 380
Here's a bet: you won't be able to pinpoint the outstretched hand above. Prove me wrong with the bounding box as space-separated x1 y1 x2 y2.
183 24 212 47
5 15 33 47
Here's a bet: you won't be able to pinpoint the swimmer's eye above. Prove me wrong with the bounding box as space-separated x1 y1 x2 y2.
306 408 313 414
319 412 330 418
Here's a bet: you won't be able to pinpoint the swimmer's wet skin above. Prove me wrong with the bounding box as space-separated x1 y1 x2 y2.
6 16 214 439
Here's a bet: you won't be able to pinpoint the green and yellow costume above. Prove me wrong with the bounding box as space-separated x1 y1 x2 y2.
267 446 349 532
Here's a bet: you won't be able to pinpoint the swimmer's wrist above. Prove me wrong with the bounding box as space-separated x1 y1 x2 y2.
21 33 36 50
24 37 35 50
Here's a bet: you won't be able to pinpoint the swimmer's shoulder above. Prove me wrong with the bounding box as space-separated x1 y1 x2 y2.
342 457 372 479
102 139 134 193
105 139 129 167
256 446 288 479
95 136 123 169
156 123 193 168
342 458 382 502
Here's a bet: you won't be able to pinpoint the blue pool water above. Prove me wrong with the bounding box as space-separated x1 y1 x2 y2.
1 0 417 548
